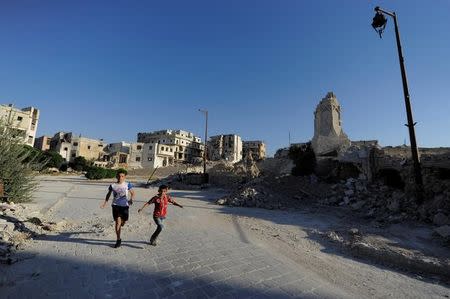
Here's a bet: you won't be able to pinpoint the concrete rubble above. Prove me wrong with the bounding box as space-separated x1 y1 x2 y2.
0 201 68 265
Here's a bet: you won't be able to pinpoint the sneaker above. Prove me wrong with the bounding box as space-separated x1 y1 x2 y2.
114 239 122 248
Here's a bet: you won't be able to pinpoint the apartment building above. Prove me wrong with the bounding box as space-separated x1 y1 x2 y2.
137 129 204 166
124 143 142 169
34 135 51 151
243 140 266 161
105 142 130 168
49 132 106 162
208 134 243 163
0 104 39 146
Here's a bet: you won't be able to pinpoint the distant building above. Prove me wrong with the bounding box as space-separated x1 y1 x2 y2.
105 142 130 168
128 143 144 169
208 134 243 163
0 104 39 146
34 135 51 151
137 129 204 167
49 132 106 162
243 140 266 161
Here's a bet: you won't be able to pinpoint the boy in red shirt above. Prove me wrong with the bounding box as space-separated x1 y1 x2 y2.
138 184 183 246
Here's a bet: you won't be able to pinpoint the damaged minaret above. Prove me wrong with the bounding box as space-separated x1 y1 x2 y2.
311 92 350 156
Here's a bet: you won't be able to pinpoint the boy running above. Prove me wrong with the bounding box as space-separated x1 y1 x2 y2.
100 169 135 248
138 184 183 246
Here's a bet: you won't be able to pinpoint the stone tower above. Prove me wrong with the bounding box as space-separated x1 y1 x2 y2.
311 92 350 156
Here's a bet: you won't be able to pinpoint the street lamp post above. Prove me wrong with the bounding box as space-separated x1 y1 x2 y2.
198 109 208 181
371 6 424 203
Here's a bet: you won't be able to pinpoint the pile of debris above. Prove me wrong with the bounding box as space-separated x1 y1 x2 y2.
0 202 67 265
216 174 330 209
213 157 450 242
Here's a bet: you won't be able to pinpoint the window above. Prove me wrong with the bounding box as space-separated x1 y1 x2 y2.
137 145 142 150
17 116 23 121
170 148 173 152
73 142 78 146
149 145 153 150
161 146 164 151
64 147 68 151
71 153 76 158
148 157 153 161
136 157 141 162
46 139 51 145
88 145 91 150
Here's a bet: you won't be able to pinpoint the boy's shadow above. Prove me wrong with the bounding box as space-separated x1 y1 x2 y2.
35 231 147 249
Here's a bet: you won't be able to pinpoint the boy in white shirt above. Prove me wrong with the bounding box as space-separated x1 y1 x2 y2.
100 169 135 248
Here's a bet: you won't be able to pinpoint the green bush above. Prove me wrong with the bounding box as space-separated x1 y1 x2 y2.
85 166 117 180
42 150 64 169
0 118 46 202
70 156 90 171
288 142 316 176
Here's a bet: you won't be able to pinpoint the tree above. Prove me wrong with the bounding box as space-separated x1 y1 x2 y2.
42 150 64 169
70 156 89 171
0 118 46 202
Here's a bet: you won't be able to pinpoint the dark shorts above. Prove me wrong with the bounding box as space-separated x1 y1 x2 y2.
112 205 129 221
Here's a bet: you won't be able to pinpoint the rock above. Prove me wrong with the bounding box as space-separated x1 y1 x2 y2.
434 225 450 238
327 231 344 243
387 198 400 212
433 213 450 226
344 190 355 196
351 201 365 210
349 228 359 235
27 217 43 226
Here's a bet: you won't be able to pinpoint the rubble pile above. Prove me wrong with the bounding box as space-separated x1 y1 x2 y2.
0 202 67 265
214 158 450 242
217 174 330 209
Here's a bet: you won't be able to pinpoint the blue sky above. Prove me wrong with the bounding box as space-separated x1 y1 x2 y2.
1 0 449 156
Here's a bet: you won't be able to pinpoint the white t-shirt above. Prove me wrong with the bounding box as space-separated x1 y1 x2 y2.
108 182 133 207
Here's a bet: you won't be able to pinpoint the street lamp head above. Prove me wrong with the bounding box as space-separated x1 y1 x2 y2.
372 7 387 38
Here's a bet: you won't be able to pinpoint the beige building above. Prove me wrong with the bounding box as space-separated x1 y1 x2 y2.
34 135 51 151
243 140 266 161
137 129 204 166
0 104 39 146
49 132 106 162
208 134 243 163
128 143 144 169
105 142 130 168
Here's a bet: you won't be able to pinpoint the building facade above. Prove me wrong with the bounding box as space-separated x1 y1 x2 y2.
49 132 106 162
243 140 266 161
137 129 204 166
34 135 51 151
0 104 39 146
105 142 130 168
208 134 243 163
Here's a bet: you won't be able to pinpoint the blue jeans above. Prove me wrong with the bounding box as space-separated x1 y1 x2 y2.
151 217 165 241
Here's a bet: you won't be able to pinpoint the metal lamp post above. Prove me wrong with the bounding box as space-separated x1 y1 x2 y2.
198 109 208 181
371 6 424 203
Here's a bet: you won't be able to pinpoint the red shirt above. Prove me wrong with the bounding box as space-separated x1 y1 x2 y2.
148 194 173 217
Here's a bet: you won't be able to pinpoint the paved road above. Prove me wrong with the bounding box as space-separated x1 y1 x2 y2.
1 176 449 298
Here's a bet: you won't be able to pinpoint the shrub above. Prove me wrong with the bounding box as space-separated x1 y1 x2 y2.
85 166 117 180
42 150 64 169
0 118 46 202
288 142 316 176
70 156 90 172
